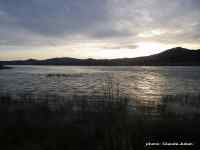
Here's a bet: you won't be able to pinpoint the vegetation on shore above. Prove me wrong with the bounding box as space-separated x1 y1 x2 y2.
0 92 200 149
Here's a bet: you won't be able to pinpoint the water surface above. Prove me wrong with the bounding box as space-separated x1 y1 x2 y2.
0 65 200 107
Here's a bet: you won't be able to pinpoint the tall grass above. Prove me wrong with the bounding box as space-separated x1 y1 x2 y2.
160 94 200 119
0 92 146 150
0 79 200 149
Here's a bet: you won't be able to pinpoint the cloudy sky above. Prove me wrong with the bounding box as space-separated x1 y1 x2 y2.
0 0 200 60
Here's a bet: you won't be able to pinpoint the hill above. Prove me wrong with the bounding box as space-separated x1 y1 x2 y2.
125 47 200 66
1 47 200 66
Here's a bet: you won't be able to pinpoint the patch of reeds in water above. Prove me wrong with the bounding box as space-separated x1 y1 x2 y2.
0 93 200 149
0 92 146 150
0 77 200 149
160 94 200 119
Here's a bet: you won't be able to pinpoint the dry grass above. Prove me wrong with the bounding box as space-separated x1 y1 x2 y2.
0 79 200 149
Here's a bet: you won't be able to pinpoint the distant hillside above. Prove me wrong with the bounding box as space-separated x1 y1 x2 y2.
1 47 200 66
125 47 200 66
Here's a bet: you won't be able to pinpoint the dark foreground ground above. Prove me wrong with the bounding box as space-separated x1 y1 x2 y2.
0 93 200 150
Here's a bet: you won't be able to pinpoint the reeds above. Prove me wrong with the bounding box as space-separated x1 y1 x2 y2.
160 94 200 119
0 92 145 150
0 79 200 149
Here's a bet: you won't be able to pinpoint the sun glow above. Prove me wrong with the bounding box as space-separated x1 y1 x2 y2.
138 29 166 38
137 42 164 50
82 42 170 59
135 42 168 56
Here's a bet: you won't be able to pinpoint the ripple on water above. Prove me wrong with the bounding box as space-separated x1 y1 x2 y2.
1 66 200 108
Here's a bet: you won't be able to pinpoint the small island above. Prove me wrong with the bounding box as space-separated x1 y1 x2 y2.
0 64 11 69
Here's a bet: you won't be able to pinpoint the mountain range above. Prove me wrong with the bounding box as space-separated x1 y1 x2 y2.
1 47 200 66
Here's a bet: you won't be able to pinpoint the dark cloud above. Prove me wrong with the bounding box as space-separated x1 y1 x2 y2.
0 0 200 48
0 0 112 36
89 28 134 39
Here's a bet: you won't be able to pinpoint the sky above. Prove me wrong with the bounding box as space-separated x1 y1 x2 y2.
0 0 200 60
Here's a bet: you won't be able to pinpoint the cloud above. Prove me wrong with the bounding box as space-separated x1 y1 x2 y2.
0 0 111 36
0 0 200 51
101 44 138 50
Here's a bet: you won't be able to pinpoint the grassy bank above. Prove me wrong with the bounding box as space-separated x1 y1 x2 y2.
0 94 143 150
0 93 200 149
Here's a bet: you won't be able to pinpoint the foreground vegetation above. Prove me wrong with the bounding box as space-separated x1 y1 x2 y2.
0 94 143 150
0 93 200 150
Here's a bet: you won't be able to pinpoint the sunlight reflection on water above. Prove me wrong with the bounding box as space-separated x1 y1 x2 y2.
0 66 200 108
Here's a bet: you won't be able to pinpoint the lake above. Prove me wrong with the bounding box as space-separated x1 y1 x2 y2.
0 65 200 108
